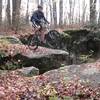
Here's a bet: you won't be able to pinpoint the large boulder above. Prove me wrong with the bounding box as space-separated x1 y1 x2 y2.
63 29 100 55
0 35 70 73
13 46 70 74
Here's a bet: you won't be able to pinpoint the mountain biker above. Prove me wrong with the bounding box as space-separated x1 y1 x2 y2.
30 5 49 43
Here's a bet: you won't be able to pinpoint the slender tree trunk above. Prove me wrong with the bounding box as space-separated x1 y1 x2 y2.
12 0 21 31
72 0 75 24
49 0 53 25
59 0 63 26
82 0 87 25
6 0 11 27
26 0 30 24
69 0 72 25
40 0 43 6
98 0 100 26
0 0 2 25
12 0 17 27
53 1 57 26
46 5 48 19
36 0 39 5
78 1 81 23
90 0 97 27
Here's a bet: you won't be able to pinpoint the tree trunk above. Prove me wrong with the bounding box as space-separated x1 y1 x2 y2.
68 0 72 25
46 5 48 19
59 0 63 26
72 0 75 24
36 0 39 5
82 0 87 25
40 0 43 6
6 0 11 27
98 0 100 27
12 0 21 30
53 1 57 26
26 0 30 24
90 0 97 27
78 0 80 24
49 0 53 25
0 0 2 25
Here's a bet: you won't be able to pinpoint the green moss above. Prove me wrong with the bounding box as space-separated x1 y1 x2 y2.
0 61 21 70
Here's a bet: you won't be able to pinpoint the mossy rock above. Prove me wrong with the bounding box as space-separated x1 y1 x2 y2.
12 49 69 74
0 35 22 44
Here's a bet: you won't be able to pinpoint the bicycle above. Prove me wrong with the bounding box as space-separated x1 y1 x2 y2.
28 20 61 50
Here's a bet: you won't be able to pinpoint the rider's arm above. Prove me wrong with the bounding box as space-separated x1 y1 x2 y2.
42 13 49 24
44 17 49 24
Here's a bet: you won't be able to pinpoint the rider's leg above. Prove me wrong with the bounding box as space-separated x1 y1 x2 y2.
37 24 45 42
34 24 45 43
41 29 46 43
39 30 45 43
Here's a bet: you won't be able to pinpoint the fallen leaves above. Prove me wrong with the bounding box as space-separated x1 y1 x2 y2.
0 71 99 100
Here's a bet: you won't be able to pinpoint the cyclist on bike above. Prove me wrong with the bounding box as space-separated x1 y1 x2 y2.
30 5 49 43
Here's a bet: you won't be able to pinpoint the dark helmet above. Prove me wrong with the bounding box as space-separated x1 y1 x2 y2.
37 5 43 9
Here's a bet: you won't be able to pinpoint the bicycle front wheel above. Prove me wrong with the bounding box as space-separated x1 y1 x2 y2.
27 34 38 50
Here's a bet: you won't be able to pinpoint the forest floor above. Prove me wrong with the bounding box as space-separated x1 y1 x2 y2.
0 27 100 100
0 60 100 100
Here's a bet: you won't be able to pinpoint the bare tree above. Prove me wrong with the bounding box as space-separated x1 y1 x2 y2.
12 0 21 31
68 0 75 25
82 0 87 25
68 0 75 27
6 0 11 27
0 0 2 25
78 0 81 23
98 0 100 26
40 0 43 6
49 0 53 25
72 0 75 24
46 5 48 19
90 0 97 27
68 0 72 25
53 0 57 26
26 0 30 24
59 0 63 26
36 0 39 5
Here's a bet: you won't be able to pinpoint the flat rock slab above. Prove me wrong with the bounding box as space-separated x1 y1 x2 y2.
44 60 100 87
0 40 70 73
21 46 68 58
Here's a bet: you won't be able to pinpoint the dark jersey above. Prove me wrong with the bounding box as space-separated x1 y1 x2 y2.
31 10 48 25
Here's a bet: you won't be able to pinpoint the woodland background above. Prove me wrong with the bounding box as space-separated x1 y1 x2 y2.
0 0 100 32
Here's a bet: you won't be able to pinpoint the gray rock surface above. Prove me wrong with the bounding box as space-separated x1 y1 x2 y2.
44 61 100 87
17 66 39 76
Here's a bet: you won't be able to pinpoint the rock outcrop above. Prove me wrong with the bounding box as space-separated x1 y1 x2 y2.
0 36 70 73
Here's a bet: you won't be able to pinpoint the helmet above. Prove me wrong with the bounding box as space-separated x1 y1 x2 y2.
37 5 43 9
